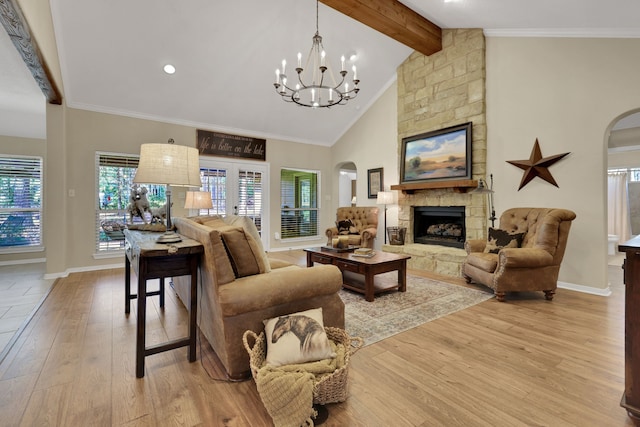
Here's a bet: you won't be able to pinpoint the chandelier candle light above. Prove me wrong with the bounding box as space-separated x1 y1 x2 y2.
274 0 359 108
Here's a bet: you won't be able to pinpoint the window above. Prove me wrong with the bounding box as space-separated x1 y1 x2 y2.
280 168 319 239
199 166 264 234
0 155 42 251
96 152 166 252
237 169 263 232
199 160 268 244
199 167 227 215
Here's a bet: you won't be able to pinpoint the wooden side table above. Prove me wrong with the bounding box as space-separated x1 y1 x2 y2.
124 229 204 378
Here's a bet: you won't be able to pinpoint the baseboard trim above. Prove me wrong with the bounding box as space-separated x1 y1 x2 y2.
557 281 612 297
0 257 46 267
44 262 125 280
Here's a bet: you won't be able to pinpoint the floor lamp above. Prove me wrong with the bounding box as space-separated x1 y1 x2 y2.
471 174 496 228
134 140 201 243
376 191 393 244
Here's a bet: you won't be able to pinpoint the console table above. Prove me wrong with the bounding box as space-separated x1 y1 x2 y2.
619 236 640 424
124 229 203 378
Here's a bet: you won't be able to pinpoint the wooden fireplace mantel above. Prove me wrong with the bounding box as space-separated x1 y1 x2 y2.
391 179 478 194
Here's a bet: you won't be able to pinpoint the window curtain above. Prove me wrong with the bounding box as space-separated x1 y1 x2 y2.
608 170 630 243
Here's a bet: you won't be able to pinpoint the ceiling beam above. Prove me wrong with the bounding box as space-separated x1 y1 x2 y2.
0 0 62 105
319 0 442 56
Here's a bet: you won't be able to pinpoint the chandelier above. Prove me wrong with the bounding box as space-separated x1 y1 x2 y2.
273 0 360 108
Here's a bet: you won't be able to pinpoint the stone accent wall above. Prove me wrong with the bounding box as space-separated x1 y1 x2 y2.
388 29 487 277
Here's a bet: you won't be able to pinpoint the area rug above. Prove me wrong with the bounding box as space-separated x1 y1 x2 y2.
340 273 493 346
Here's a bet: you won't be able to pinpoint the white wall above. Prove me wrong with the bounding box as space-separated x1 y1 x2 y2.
332 81 399 250
486 36 640 292
331 36 640 292
32 107 334 275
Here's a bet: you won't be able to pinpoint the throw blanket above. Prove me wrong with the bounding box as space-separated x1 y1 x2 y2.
255 343 346 427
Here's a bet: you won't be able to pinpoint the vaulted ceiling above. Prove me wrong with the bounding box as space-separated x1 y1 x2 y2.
3 0 640 144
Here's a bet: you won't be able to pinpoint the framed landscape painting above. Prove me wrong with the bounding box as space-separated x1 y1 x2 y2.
400 122 472 184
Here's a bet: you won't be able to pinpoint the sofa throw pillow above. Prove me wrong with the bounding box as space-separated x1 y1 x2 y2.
484 227 526 254
197 215 271 274
263 308 336 367
208 228 237 285
336 219 354 235
220 227 261 278
220 215 271 273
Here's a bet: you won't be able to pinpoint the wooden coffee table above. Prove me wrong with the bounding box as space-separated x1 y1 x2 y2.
304 247 411 302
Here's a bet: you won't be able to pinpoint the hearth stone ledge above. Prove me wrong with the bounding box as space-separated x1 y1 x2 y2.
382 243 466 277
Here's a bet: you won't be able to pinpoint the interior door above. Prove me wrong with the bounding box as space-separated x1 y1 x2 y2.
199 159 269 248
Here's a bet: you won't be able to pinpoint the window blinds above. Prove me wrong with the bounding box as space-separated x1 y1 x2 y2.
0 156 43 248
280 169 319 239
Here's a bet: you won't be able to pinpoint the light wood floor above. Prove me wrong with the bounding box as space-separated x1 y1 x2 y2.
0 250 633 426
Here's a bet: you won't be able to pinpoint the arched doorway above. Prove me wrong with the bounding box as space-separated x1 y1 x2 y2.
607 110 640 282
338 162 357 207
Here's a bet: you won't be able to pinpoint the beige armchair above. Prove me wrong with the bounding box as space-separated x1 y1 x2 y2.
325 206 379 249
462 207 576 302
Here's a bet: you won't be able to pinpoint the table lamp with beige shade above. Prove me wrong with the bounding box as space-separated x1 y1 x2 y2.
133 140 201 243
184 190 213 216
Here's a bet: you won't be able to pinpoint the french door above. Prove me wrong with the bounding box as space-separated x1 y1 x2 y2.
199 158 269 249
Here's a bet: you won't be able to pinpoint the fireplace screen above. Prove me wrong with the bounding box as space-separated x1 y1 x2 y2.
413 206 466 248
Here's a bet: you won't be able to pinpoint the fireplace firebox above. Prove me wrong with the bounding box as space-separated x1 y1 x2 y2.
413 206 466 248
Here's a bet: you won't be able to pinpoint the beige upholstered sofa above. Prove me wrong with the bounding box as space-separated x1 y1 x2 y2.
462 207 576 302
172 215 345 380
325 206 379 249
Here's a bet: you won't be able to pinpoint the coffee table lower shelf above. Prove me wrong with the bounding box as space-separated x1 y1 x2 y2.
341 270 401 298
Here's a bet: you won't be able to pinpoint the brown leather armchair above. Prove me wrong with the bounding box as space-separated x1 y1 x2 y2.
325 206 379 249
462 207 576 302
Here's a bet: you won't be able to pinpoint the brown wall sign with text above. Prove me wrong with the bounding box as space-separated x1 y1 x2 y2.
197 130 266 161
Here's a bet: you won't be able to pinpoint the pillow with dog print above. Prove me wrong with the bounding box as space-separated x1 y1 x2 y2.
262 308 336 367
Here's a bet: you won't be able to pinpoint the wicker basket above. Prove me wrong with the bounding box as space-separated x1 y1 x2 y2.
242 327 363 404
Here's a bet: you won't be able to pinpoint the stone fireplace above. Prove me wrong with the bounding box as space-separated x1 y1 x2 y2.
383 28 487 277
383 188 485 276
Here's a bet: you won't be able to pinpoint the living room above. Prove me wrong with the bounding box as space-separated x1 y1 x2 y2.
1 1 640 425
1 3 639 297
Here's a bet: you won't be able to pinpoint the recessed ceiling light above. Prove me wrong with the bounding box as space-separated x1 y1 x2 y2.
163 64 176 75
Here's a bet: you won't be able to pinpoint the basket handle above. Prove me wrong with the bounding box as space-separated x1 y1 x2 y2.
242 330 260 354
349 336 364 355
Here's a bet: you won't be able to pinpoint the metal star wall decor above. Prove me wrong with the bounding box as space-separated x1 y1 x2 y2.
507 138 570 191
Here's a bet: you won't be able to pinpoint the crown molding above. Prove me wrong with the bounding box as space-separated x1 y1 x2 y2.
484 28 640 38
